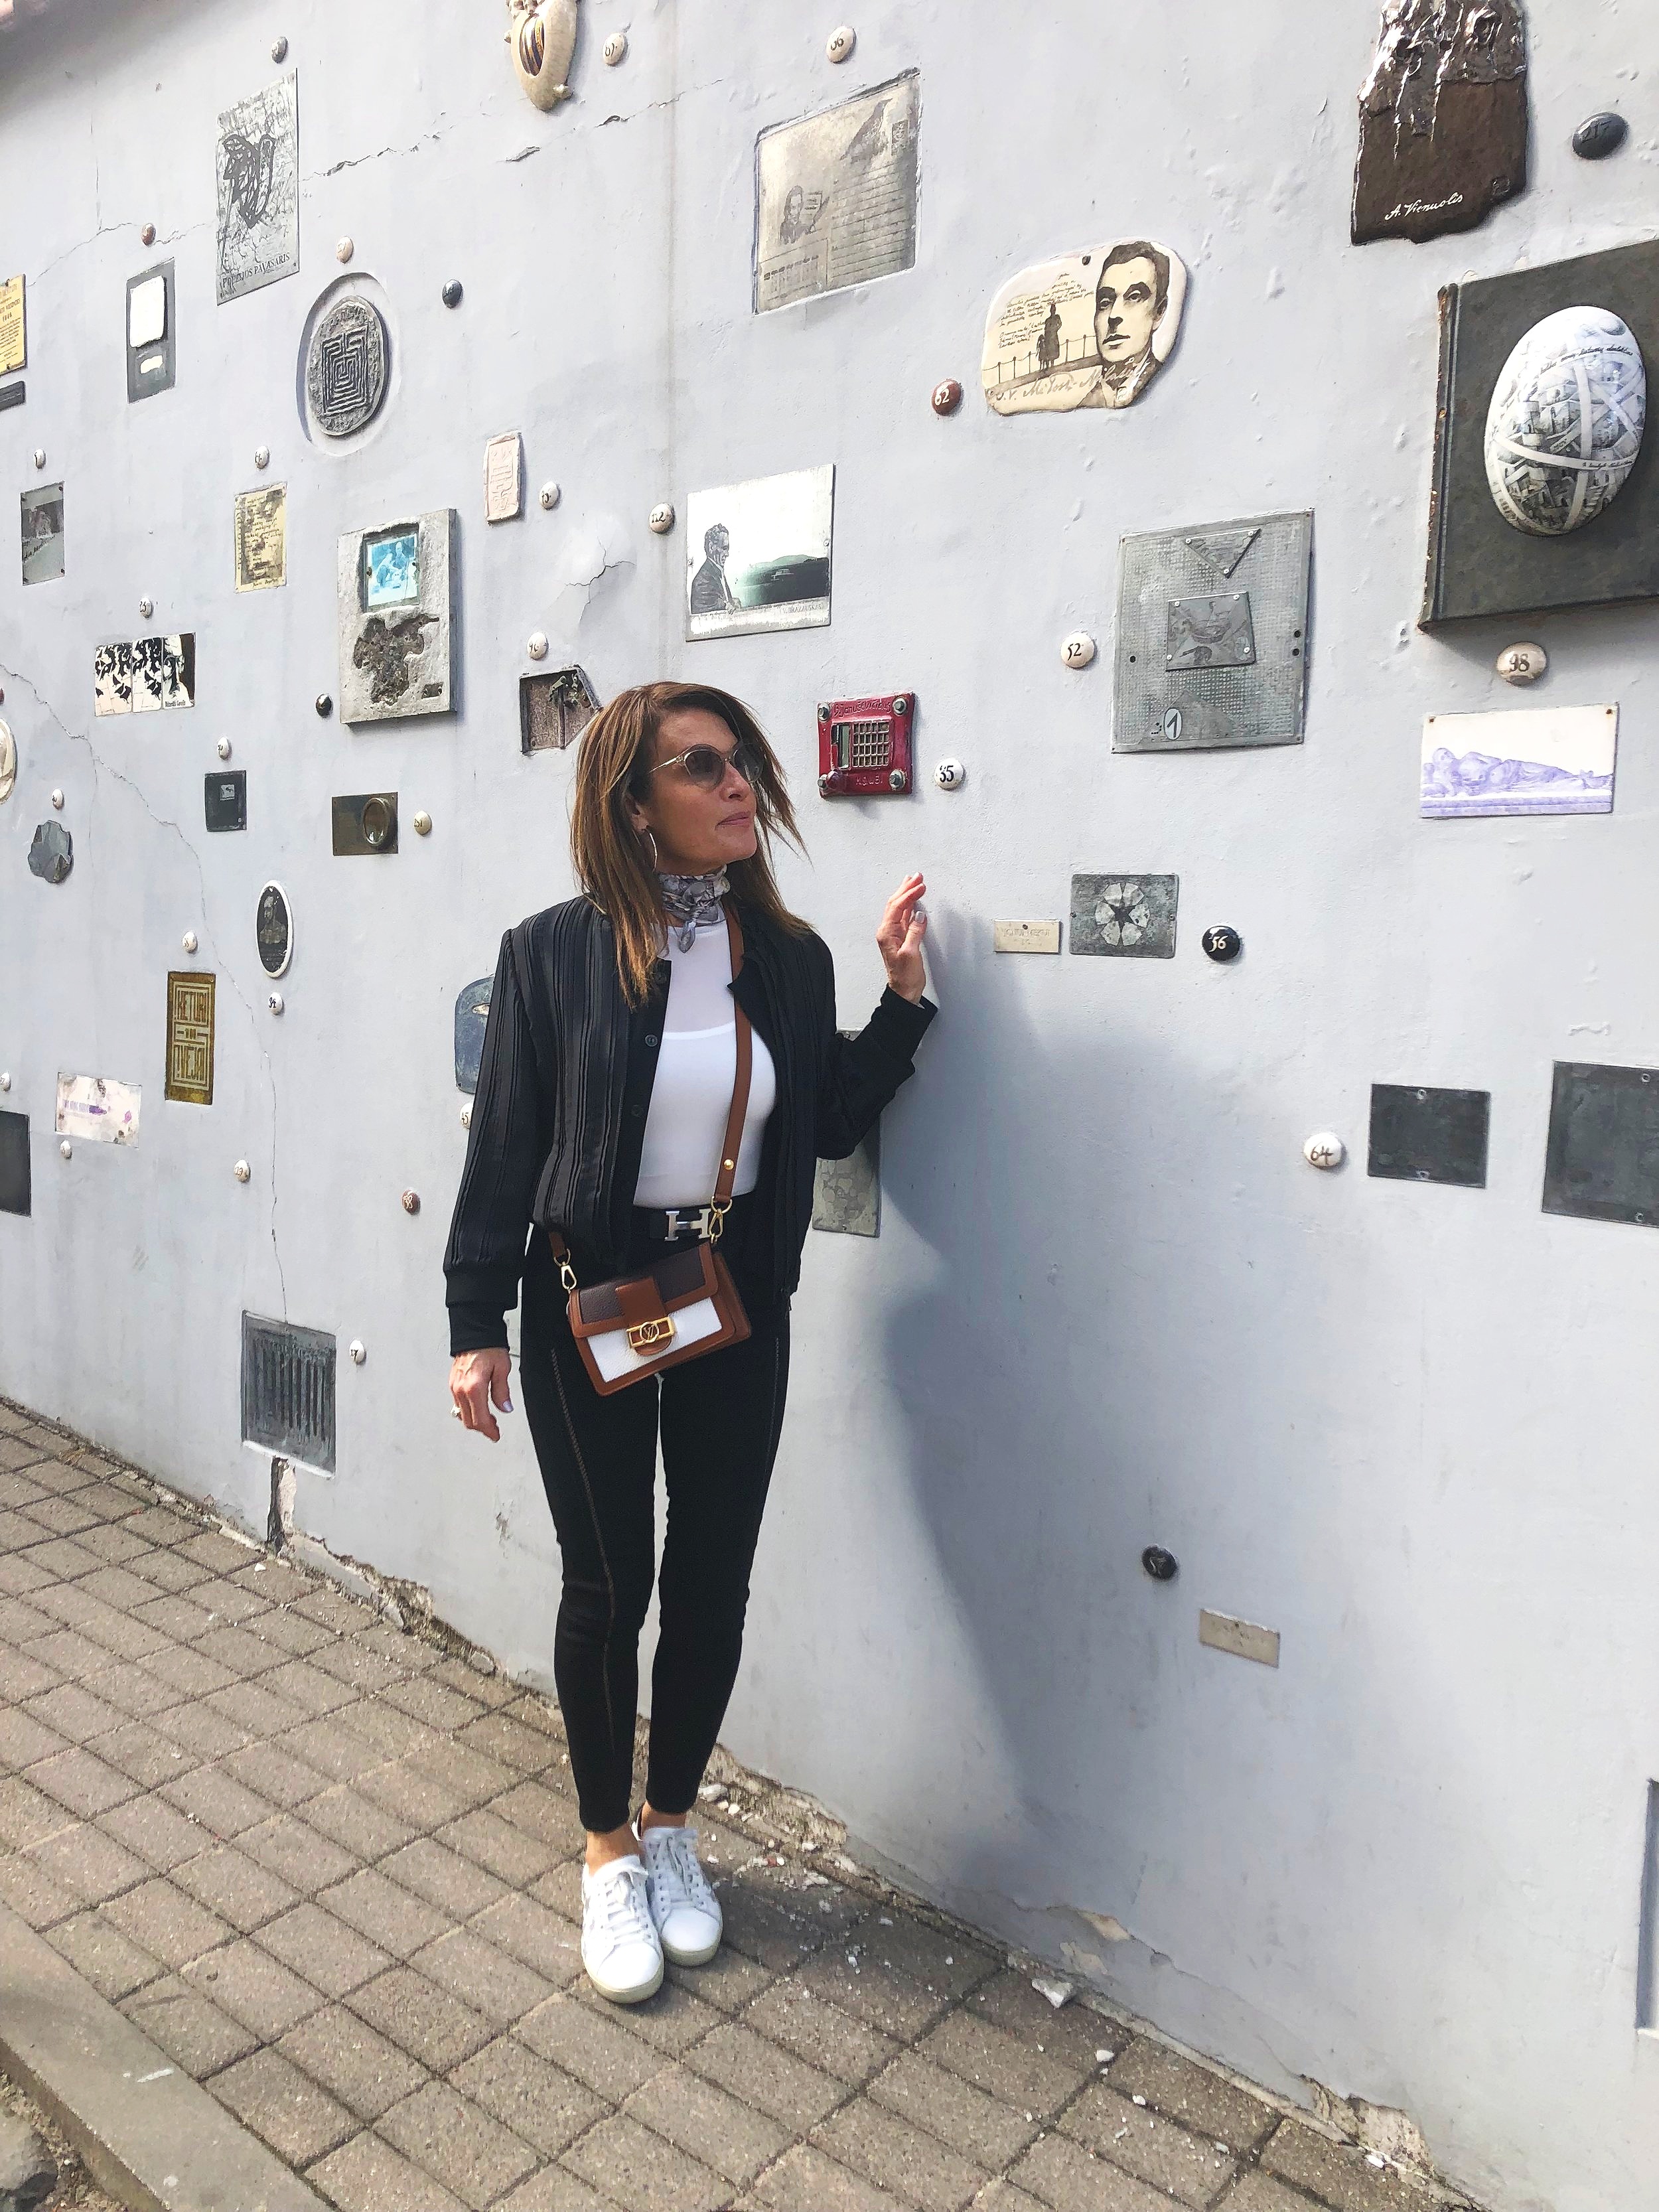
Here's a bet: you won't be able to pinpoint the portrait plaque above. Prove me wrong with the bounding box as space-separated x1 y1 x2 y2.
307 299 389 438
165 973 216 1106
1352 0 1528 246
1069 874 1179 959
21 482 64 586
520 667 599 753
455 977 494 1092
235 485 287 590
754 73 920 314
982 238 1189 416
0 1110 29 1218
257 882 294 977
1543 1063 1659 1228
1368 1084 1490 1187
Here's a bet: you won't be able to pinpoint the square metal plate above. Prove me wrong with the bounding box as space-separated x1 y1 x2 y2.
242 1313 336 1471
0 1110 29 1217
1368 1084 1490 1187
1069 874 1178 958
1542 1061 1659 1226
204 770 246 832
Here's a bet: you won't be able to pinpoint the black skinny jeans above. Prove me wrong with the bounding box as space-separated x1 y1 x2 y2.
519 1215 790 1835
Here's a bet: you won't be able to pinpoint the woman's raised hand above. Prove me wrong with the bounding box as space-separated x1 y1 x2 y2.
450 1349 513 1443
876 873 928 1004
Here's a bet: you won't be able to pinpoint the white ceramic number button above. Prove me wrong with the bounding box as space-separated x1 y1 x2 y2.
1303 1132 1346 1171
1062 632 1096 670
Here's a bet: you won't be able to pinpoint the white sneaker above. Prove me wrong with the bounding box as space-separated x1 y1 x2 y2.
580 1856 663 2004
641 1823 723 1966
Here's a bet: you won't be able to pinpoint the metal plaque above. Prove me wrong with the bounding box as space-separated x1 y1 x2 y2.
485 431 524 522
1543 1061 1659 1227
1116 512 1310 752
338 511 456 723
1368 1083 1489 1187
234 484 287 590
332 791 399 855
1069 873 1179 959
56 1074 140 1143
126 261 176 402
242 1312 336 1472
1198 1609 1281 1667
0 383 23 413
1352 0 1528 247
165 972 216 1106
216 73 299 303
308 299 389 438
204 770 247 832
1424 242 1659 625
455 976 494 1092
812 1126 880 1237
27 822 71 884
755 72 919 314
817 692 914 797
21 482 63 586
257 882 294 978
0 274 24 375
994 920 1062 954
0 1111 30 1217
520 666 599 753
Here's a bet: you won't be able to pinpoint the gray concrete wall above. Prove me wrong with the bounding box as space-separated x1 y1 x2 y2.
1 3 1654 2205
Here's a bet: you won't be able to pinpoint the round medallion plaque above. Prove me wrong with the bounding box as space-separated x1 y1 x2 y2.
305 299 389 439
257 881 294 979
0 720 14 805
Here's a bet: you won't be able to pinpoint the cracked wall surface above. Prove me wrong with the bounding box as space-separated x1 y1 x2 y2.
1 5 1658 2211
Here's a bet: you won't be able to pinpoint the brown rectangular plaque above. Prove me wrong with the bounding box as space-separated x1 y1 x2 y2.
165 972 216 1105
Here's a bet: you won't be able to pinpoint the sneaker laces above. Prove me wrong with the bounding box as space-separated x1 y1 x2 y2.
592 1860 654 1942
647 1824 715 1911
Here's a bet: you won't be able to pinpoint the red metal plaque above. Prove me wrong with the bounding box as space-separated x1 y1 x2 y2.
817 692 914 797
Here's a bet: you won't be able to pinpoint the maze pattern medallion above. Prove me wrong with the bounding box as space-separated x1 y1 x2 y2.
307 300 388 438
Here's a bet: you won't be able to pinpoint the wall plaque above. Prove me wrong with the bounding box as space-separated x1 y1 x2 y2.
234 484 287 589
1070 873 1178 958
94 634 194 715
204 770 248 832
754 72 920 314
0 1110 29 1217
216 73 299 303
242 1312 336 1471
1424 242 1659 625
257 882 293 976
484 431 524 522
685 468 833 641
27 821 71 883
1115 512 1311 752
21 482 63 586
0 275 24 376
338 511 456 722
520 666 599 753
982 238 1189 415
455 976 493 1092
126 261 176 402
165 972 216 1106
1352 0 1528 246
817 692 914 798
1368 1084 1489 1187
55 1073 139 1144
1421 705 1616 818
812 1125 880 1237
994 920 1062 954
332 792 398 855
0 384 23 413
507 0 578 110
1543 1062 1659 1227
0 719 14 804
308 299 389 438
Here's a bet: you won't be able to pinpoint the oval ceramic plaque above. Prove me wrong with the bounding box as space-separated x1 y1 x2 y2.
0 718 13 803
1484 305 1647 536
256 881 293 978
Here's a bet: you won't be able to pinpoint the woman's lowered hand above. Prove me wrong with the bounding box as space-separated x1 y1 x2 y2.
876 873 928 1003
450 1349 513 1443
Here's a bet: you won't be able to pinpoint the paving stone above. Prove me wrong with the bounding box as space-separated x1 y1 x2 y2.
467 1890 582 1984
456 1711 561 1775
23 1629 116 1684
966 1976 1127 2077
440 1807 562 1886
406 1736 521 1809
814 2097 989 2212
309 1638 406 1696
129 1546 213 1593
0 1841 82 1927
307 2129 469 2212
411 1925 555 2024
79 1660 181 1720
255 1900 394 1998
18 1494 102 1536
348 1965 496 2071
321 1867 455 1957
72 1603 172 1662
182 1933 327 2036
19 1582 103 1629
119 1506 201 1548
451 2034 605 2160
302 1785 417 1861
627 2061 794 2187
155 1702 253 1765
72 1478 147 1522
76 1563 160 1610
173 1842 301 1931
119 1972 263 2076
798 1915 995 2045
278 2001 431 2122
384 1675 495 1732
261 1657 359 1716
0 1707 68 1771
281 1716 390 1785
236 1556 313 1603
44 1907 165 2000
968 2188 1053 2212
355 1760 472 1833
1102 2043 1276 2156
218 1739 330 1810
356 1621 443 1672
0 1595 55 1643
429 1655 516 1708
144 1647 242 1704
88 1718 194 1790
612 1975 726 2056
495 2172 614 2212
0 1649 60 1702
76 1522 157 1567
293 1587 375 1635
1059 2083 1235 2207
562 2111 728 2212
1218 2178 1336 2212
528 1860 583 1925
190 1576 273 1627
161 1763 276 1839
251 1605 340 1657
516 1992 667 2101
920 2014 1088 2122
102 1875 234 1967
1261 2125 1427 2212
380 2080 540 2211
382 1836 508 1921
204 1677 313 1737
491 1778 587 1855
15 1536 104 1578
746 1979 900 2087
1008 2132 1175 2212
0 1471 48 1509
24 1819 149 1904
688 2020 844 2132
209 2045 360 2164
178 1530 263 1574
25 1745 139 1818
740 2142 909 2211
0 1436 46 1473
871 2050 1040 2170
96 1792 210 1873
666 1941 775 2015
718 1874 860 1972
234 1811 360 1898
337 1699 445 1761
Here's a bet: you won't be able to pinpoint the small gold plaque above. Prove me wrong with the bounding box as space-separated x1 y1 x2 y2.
0 276 25 378
993 919 1061 955
235 484 287 592
165 971 216 1105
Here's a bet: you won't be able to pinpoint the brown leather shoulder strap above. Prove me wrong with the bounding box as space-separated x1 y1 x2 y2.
712 906 753 1207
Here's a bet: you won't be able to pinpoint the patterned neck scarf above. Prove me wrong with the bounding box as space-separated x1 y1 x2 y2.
658 869 729 952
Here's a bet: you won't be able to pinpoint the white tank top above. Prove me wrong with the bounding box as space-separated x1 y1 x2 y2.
632 921 778 1210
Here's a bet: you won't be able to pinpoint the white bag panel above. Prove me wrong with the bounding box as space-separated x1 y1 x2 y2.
589 1295 724 1383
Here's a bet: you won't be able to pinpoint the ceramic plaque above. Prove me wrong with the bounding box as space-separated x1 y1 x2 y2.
235 485 287 589
165 973 216 1106
1069 874 1179 959
256 882 293 977
982 240 1187 415
1421 705 1617 818
338 511 456 723
685 467 833 641
216 73 299 303
1352 0 1528 245
126 261 176 402
484 432 524 522
1115 513 1311 752
1484 308 1646 536
55 1073 140 1144
21 483 63 586
0 719 14 804
754 72 920 314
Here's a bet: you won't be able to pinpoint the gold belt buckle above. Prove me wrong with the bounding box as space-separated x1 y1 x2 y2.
626 1315 675 1353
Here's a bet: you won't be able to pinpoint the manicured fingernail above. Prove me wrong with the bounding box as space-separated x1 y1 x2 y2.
501 1395 514 1412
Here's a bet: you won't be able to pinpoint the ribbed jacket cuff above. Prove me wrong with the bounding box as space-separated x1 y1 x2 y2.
866 986 936 1065
449 1302 511 1357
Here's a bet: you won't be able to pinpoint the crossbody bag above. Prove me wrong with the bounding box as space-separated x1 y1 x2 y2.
547 907 753 1395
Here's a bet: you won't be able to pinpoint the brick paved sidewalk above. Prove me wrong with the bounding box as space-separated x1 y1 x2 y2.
0 1398 1478 2212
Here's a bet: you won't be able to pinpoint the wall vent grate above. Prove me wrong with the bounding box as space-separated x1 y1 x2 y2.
241 1313 336 1472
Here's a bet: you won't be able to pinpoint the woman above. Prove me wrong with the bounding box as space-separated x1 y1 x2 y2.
444 681 934 2004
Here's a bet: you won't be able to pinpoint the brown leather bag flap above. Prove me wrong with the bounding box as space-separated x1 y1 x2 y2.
568 1241 719 1339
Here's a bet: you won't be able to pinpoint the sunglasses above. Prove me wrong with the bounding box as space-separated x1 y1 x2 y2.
646 738 763 791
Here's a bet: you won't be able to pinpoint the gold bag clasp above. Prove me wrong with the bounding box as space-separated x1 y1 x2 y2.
626 1315 675 1353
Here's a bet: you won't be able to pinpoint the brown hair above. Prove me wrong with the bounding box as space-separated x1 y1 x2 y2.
570 681 808 1004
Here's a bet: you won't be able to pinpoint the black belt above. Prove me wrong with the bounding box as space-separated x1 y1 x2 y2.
632 1203 729 1245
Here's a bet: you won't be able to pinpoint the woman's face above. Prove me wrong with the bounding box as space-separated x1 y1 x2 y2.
626 707 760 875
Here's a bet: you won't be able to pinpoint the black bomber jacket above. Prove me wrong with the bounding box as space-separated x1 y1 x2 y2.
443 895 936 1352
